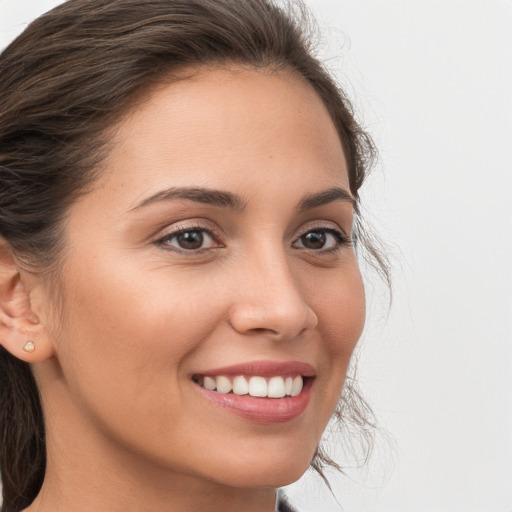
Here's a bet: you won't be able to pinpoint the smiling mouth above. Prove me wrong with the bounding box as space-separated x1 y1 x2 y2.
193 374 308 398
192 362 315 423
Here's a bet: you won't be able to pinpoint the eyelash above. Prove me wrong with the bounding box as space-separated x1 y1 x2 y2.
155 225 351 254
292 226 351 253
155 225 223 254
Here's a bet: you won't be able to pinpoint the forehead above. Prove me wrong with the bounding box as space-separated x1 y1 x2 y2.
100 66 349 201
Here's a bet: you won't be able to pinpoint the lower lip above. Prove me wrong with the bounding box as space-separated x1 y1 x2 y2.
194 379 313 424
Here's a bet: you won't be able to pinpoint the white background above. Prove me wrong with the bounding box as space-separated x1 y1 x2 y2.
1 1 511 511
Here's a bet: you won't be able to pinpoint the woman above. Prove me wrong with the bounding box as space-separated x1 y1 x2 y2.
0 1 383 511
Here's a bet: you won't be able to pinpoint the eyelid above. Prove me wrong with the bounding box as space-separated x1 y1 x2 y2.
154 221 225 252
299 220 350 238
152 219 351 254
295 220 350 240
292 223 352 251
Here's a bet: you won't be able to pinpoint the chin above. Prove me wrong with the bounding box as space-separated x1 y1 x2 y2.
204 448 314 489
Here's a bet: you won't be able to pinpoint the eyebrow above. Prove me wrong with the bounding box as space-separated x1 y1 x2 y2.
131 187 246 211
131 185 355 212
297 187 356 211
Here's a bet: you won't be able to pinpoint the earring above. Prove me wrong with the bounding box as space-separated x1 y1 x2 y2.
23 340 35 353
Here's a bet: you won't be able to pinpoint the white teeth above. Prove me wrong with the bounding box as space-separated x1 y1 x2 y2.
233 376 249 395
291 376 303 397
216 375 232 394
203 376 216 391
248 376 267 397
199 374 305 398
268 376 286 398
285 377 293 396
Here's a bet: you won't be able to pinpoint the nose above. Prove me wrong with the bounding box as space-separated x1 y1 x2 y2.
228 253 318 341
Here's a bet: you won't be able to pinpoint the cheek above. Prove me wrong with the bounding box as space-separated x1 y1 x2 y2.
325 279 365 358
53 258 223 418
305 263 365 412
308 262 365 355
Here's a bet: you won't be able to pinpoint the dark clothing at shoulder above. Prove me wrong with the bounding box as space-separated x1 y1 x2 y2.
277 493 298 512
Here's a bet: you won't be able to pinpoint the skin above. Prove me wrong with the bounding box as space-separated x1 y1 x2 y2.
3 66 365 512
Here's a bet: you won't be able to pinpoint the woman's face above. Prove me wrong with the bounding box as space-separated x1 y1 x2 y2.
37 67 365 488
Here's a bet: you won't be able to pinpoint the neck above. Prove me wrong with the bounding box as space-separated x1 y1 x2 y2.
26 442 277 512
24 375 277 512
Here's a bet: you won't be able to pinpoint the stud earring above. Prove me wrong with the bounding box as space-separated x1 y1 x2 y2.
23 340 35 353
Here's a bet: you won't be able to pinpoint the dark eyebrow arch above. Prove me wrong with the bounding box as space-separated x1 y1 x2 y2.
297 187 356 212
131 187 246 211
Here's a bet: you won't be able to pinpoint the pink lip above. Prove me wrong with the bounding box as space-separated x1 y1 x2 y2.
197 360 316 378
194 380 313 424
192 360 315 424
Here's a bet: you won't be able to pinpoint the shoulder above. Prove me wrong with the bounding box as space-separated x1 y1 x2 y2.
276 490 302 512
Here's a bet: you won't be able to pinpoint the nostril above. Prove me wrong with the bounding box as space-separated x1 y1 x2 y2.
248 327 277 334
228 294 317 339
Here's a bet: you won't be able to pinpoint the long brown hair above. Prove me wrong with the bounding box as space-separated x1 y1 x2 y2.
0 1 386 510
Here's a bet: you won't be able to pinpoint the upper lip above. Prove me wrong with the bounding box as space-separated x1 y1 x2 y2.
196 360 316 378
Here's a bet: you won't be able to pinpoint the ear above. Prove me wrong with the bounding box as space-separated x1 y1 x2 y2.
0 242 55 362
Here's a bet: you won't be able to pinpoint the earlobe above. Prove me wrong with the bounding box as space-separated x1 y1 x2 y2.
0 243 55 363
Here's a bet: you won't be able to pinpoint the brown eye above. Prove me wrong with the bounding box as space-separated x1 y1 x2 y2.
300 231 326 249
176 231 204 250
158 228 218 252
293 228 346 251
